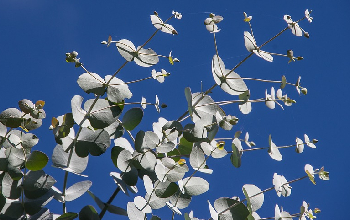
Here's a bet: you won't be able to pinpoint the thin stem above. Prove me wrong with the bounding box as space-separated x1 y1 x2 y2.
99 187 121 219
62 171 69 213
109 76 153 85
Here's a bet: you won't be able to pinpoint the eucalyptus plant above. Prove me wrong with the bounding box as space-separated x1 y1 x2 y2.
0 9 329 220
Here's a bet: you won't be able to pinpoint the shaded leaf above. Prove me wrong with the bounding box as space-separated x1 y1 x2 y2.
122 108 143 131
155 181 178 198
26 151 48 171
79 205 100 220
230 138 242 168
23 170 56 199
57 212 79 220
214 197 249 220
76 128 110 157
110 172 138 196
84 98 122 129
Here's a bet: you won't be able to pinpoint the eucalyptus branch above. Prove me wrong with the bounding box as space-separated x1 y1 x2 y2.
212 175 308 219
171 152 213 220
99 187 121 219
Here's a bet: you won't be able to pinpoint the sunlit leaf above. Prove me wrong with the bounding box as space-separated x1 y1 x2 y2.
150 14 178 35
212 55 248 95
268 135 282 161
65 180 92 202
134 196 152 213
273 173 291 197
77 72 105 95
127 202 145 220
52 144 89 176
242 184 264 213
134 47 159 67
71 95 90 128
116 39 137 61
182 177 209 196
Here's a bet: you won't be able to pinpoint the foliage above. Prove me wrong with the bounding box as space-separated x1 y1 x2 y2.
0 8 329 220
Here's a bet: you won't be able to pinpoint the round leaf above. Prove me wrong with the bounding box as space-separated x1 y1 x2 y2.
122 108 143 131
26 151 48 171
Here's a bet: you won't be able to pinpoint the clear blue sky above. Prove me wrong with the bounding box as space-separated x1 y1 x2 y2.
0 1 348 219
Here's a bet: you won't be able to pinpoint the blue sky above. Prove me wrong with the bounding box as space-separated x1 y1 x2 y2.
0 1 348 219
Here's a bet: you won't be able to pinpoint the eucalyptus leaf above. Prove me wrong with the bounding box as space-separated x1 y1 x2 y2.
2 172 22 199
145 193 168 210
104 121 124 139
127 202 145 220
134 196 152 213
189 145 207 171
134 47 159 67
110 172 138 196
26 151 48 171
84 98 122 129
214 197 249 220
57 212 79 220
18 99 34 114
24 188 55 215
230 138 242 168
0 199 23 219
268 135 282 161
76 128 111 157
154 180 178 198
122 108 143 131
23 170 56 199
182 177 209 196
116 39 137 62
52 145 89 176
79 205 100 220
71 95 90 128
65 180 92 202
242 184 264 213
135 130 159 152
0 108 25 128
122 166 138 186
77 72 105 95
191 92 225 124
212 55 248 95
5 147 25 168
105 75 132 104
169 191 192 209
137 151 156 172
